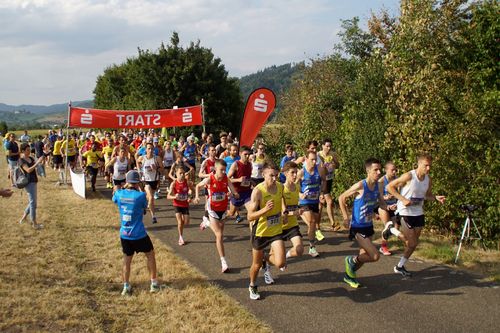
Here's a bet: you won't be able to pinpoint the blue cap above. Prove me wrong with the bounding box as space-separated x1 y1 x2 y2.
125 170 141 184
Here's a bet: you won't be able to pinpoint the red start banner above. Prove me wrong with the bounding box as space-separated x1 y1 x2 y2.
239 88 276 148
68 105 203 129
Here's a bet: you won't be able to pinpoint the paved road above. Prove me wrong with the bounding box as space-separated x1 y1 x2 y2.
98 180 499 333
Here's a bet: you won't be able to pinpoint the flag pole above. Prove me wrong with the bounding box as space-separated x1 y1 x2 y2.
201 98 206 134
64 101 71 185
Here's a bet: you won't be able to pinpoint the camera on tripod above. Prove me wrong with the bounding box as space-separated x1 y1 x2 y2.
459 204 478 213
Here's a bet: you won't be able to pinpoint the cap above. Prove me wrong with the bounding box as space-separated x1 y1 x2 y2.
153 137 159 143
125 170 141 184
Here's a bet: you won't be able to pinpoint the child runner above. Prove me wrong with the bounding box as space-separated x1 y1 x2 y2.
194 159 239 273
167 165 195 246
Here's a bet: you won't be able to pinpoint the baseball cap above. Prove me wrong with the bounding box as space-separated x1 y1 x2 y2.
153 137 159 143
125 170 141 184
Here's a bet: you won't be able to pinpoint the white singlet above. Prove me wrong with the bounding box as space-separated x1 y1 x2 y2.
142 155 159 181
113 157 128 180
397 169 429 216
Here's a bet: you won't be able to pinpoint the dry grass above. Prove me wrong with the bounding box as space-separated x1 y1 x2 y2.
0 159 271 333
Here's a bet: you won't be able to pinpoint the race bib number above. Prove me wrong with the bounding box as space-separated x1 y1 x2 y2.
266 213 281 227
410 197 424 205
118 167 127 175
241 177 250 187
145 165 153 171
286 205 298 213
164 159 173 167
177 193 188 201
212 192 226 202
305 190 319 200
122 214 132 222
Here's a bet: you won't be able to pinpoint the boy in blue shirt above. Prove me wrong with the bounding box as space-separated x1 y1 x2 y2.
112 170 160 295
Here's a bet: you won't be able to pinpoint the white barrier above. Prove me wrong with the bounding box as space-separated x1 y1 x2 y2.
70 168 86 199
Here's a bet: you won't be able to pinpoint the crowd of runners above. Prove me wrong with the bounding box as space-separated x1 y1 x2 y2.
2 128 445 299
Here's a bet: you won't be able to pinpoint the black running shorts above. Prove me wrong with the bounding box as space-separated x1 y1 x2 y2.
401 215 425 229
349 225 375 241
121 235 154 256
174 206 190 215
281 225 302 241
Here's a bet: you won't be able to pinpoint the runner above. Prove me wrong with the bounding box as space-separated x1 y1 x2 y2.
81 142 103 192
168 151 194 182
386 154 446 277
167 165 195 246
198 144 217 180
182 136 198 183
279 143 296 183
378 161 399 256
215 132 229 158
281 161 304 269
194 159 239 273
112 170 161 296
102 139 115 189
245 161 286 300
297 150 327 257
136 142 164 224
250 143 266 185
61 134 78 170
339 158 386 288
105 147 130 193
227 146 253 224
161 140 175 188
318 139 340 231
52 135 64 184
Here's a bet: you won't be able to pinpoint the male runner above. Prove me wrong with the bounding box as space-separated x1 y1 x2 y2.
250 143 267 185
386 154 446 276
318 138 340 230
339 158 386 288
297 150 327 257
227 146 253 223
378 161 399 256
246 161 286 300
137 142 164 224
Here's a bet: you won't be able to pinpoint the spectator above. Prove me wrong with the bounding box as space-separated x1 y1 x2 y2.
19 143 44 229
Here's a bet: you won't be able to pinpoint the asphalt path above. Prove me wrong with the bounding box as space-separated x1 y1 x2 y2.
97 179 499 333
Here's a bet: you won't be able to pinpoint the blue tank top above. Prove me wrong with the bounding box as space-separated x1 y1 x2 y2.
279 155 294 183
184 144 196 163
299 165 321 205
383 176 397 205
351 180 379 228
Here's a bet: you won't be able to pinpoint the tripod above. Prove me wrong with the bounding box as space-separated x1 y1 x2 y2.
454 205 486 264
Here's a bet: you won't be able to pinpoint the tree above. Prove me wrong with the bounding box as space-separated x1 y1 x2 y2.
0 121 8 135
94 32 243 134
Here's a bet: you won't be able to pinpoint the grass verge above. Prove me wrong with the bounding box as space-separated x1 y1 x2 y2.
0 159 271 332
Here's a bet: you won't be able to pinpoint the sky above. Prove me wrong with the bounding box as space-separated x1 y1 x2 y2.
0 0 399 106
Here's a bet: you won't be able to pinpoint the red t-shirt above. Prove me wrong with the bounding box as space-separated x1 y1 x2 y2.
232 160 252 193
172 179 189 208
209 173 228 211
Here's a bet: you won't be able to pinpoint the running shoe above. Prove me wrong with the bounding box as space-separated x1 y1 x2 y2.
199 216 210 231
382 222 394 241
343 274 361 289
249 285 261 300
152 216 158 224
153 192 159 200
379 245 392 256
121 285 132 296
309 246 320 258
344 256 356 279
178 236 185 246
394 265 412 277
150 283 160 293
263 266 275 285
32 223 44 230
235 214 243 224
279 264 287 272
315 229 325 241
221 261 229 273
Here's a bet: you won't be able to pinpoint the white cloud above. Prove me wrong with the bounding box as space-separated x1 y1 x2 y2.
0 0 399 105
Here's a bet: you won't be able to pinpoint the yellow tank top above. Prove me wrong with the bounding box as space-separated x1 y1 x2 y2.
319 151 335 180
53 140 63 155
62 139 77 156
282 183 299 230
254 182 283 237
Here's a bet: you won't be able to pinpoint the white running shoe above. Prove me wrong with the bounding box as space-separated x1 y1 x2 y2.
309 246 320 258
200 216 210 231
249 285 260 300
263 266 275 285
221 261 229 273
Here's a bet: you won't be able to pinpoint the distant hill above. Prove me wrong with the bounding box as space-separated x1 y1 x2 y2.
0 100 93 114
238 63 304 101
0 100 93 129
